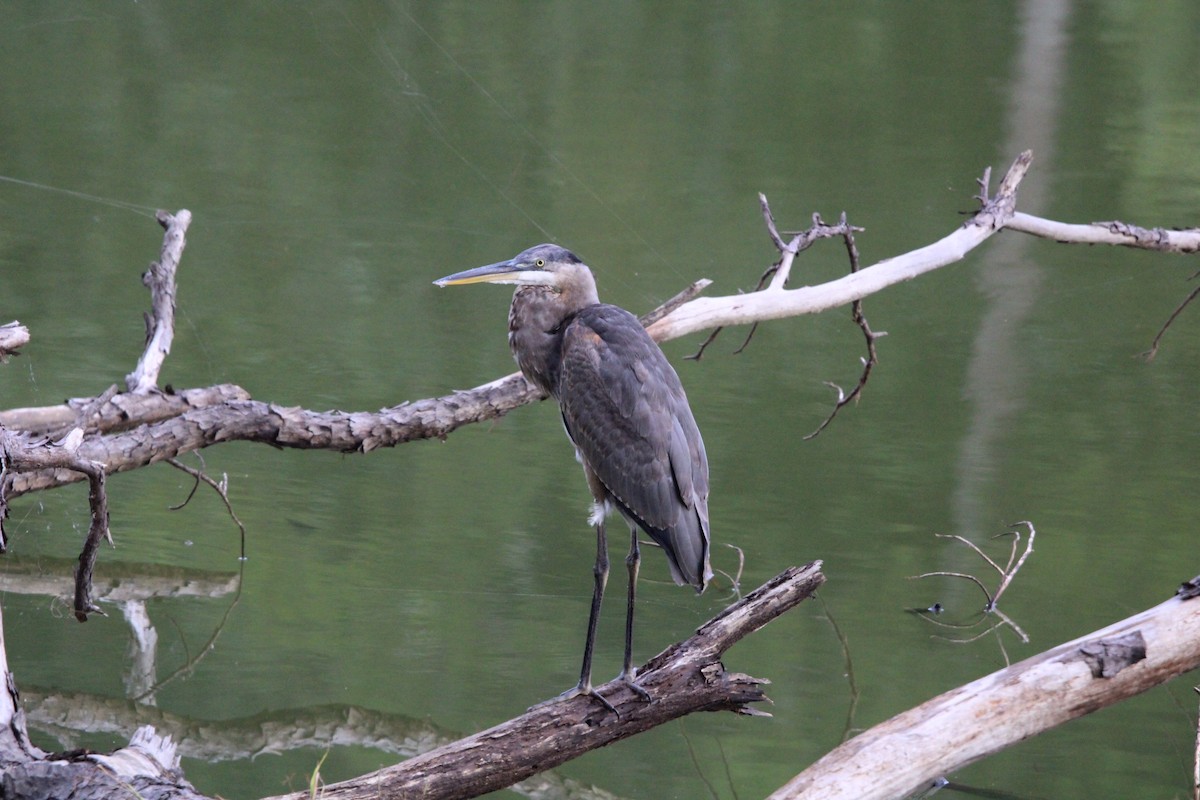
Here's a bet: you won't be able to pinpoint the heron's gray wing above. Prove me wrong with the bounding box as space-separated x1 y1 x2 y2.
558 305 711 589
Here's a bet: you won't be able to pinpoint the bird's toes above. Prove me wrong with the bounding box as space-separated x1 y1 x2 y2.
617 669 653 704
528 682 620 718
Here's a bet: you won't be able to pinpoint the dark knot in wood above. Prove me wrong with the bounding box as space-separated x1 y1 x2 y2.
1077 631 1147 679
1176 575 1200 600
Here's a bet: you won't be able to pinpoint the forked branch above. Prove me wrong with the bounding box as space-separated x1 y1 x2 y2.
264 563 825 800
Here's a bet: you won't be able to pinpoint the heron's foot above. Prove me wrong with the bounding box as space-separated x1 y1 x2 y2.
617 667 652 704
529 681 619 717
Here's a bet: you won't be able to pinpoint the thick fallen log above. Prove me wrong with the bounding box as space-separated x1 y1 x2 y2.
767 578 1200 799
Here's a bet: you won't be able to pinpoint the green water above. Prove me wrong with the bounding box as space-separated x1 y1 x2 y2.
2 3 1199 798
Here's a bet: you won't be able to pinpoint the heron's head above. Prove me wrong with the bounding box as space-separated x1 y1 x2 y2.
434 244 595 297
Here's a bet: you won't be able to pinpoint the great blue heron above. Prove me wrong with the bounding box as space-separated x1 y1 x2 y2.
435 243 712 713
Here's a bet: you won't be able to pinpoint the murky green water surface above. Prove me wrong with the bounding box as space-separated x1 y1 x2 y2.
2 3 1200 798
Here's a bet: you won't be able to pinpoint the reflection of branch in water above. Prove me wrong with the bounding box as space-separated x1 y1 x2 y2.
22 691 628 800
913 774 1050 800
0 555 241 605
133 560 245 703
816 593 860 744
121 600 159 702
910 523 1036 660
0 556 243 705
678 720 722 800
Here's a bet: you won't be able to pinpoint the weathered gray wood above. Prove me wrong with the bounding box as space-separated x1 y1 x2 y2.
768 583 1200 800
263 563 826 800
126 209 190 394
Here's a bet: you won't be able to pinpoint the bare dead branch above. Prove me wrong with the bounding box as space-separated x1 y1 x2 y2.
911 570 995 608
769 582 1200 800
648 152 1032 344
918 524 1035 613
638 278 712 328
3 376 544 497
759 191 790 252
262 563 825 800
125 209 190 394
937 533 1006 576
1007 212 1200 253
0 384 253 438
991 521 1035 608
688 199 865 361
910 523 1036 650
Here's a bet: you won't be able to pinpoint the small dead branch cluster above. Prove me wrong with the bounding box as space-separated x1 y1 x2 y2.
910 521 1036 661
685 195 882 439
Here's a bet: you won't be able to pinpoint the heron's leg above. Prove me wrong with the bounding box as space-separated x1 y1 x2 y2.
619 526 652 702
577 519 609 695
533 520 618 716
526 520 620 716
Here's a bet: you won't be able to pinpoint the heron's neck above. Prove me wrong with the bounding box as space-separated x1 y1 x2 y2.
508 283 598 396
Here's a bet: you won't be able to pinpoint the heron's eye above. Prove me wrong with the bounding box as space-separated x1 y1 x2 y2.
535 259 546 268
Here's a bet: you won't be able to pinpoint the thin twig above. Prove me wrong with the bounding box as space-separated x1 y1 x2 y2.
912 571 995 608
991 521 1035 608
639 279 713 329
1143 272 1200 361
689 198 864 362
167 454 247 560
935 533 1006 576
805 214 884 439
991 606 1029 645
714 542 746 601
133 561 244 702
759 192 791 253
974 165 993 207
679 720 722 800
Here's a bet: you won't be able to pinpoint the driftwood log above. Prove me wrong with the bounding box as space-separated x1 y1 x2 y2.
770 578 1200 799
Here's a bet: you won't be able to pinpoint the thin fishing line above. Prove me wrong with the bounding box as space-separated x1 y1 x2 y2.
334 5 556 242
0 175 158 218
394 5 672 275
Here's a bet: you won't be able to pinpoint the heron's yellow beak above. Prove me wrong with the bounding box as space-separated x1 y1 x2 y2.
433 261 519 286
434 260 556 288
